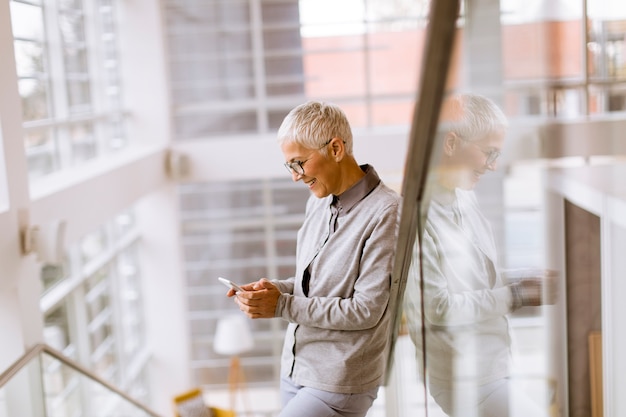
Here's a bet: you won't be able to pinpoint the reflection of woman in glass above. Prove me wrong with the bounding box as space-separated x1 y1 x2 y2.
404 93 552 416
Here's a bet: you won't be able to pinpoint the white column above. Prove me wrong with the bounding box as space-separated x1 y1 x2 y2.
136 184 191 414
0 0 45 372
116 1 188 413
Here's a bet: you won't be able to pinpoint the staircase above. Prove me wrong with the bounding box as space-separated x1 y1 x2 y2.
0 343 163 417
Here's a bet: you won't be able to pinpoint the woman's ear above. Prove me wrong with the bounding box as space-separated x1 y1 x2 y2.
443 132 459 156
329 137 344 161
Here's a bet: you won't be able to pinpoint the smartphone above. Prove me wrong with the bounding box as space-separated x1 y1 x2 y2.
218 277 246 293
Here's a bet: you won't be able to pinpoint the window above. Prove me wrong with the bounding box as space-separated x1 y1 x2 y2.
179 178 309 388
10 0 127 179
41 209 149 404
502 0 626 118
587 9 626 113
163 0 428 139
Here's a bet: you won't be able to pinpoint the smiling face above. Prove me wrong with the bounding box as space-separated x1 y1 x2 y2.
281 140 340 198
440 129 505 190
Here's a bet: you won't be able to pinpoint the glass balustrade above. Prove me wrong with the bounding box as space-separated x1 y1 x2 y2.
0 345 160 417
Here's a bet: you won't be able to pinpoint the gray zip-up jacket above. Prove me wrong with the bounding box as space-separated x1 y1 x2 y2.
273 165 400 394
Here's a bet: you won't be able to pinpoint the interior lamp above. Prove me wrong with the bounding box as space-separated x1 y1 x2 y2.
214 314 255 413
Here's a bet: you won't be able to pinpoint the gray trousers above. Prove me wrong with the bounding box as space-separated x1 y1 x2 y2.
278 376 378 417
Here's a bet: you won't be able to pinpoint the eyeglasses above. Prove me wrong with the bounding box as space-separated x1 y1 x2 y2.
462 138 501 166
283 138 334 176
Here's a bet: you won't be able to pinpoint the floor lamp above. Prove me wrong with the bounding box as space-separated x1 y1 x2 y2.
214 314 254 414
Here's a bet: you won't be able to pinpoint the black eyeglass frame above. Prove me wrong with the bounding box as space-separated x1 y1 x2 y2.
283 138 335 176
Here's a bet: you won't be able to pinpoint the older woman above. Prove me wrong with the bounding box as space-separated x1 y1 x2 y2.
228 101 400 417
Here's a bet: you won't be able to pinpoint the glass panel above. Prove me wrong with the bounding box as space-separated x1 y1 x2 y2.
99 3 116 34
165 0 256 134
370 99 418 127
25 128 57 178
36 207 149 409
59 10 87 44
0 354 46 416
44 303 72 353
299 0 366 37
164 0 428 137
18 78 50 122
63 44 89 74
301 1 427 128
96 0 127 153
174 112 258 139
104 115 127 150
261 1 304 99
44 351 151 417
69 122 97 163
398 1 594 416
403 99 558 415
587 1 626 80
125 367 150 406
66 79 92 110
103 65 121 95
302 35 367 98
180 178 303 387
11 1 51 127
270 182 310 215
58 0 83 10
274 225 301 258
58 0 88 129
80 227 109 265
11 0 128 178
165 0 302 139
116 243 145 360
0 350 153 417
179 181 267 218
14 40 45 75
41 261 69 293
84 266 119 383
85 266 111 324
185 227 267 261
10 2 45 40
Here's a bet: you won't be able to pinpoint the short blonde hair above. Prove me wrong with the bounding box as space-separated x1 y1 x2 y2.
439 93 508 141
277 101 354 156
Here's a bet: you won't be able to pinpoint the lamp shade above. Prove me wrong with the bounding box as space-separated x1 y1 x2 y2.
214 314 254 356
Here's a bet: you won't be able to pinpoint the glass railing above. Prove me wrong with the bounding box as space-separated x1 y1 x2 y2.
0 344 162 417
390 0 626 416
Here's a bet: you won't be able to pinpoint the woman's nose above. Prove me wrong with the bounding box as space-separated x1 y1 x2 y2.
291 170 302 181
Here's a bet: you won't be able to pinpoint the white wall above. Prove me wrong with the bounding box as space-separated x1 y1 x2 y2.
172 128 409 187
0 0 43 371
135 184 191 413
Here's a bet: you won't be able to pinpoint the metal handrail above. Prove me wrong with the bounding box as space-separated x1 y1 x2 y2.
0 343 164 417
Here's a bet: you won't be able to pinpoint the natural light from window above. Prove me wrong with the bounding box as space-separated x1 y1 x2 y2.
10 0 127 180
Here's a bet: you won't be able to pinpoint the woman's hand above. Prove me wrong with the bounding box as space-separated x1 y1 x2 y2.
234 278 281 319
